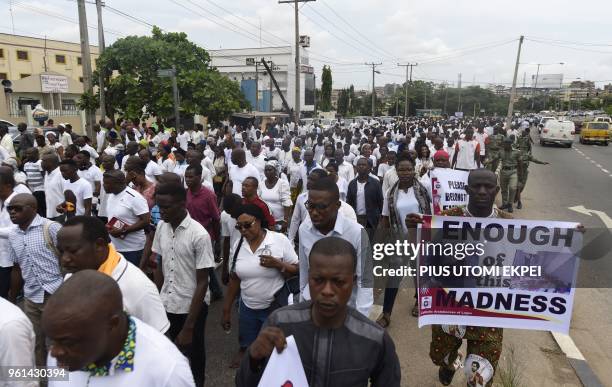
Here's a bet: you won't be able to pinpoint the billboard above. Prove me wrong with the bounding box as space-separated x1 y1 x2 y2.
532 74 563 90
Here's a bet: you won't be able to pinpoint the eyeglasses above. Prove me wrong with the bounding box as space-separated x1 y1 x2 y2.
305 200 335 211
6 205 28 212
235 220 256 231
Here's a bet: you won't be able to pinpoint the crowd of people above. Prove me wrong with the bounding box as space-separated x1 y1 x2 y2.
0 114 549 387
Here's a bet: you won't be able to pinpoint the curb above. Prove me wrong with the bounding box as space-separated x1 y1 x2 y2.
551 332 604 387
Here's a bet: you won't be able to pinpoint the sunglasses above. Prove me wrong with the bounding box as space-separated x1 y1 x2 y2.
235 220 256 231
6 205 29 212
305 200 335 211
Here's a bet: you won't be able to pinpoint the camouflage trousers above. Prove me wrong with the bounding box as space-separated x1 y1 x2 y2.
499 169 518 207
430 325 503 387
517 162 529 193
487 152 500 173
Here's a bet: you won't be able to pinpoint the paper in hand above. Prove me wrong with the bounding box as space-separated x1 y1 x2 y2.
258 335 308 387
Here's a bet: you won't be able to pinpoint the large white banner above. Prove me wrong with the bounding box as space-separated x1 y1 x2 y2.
41 74 69 93
418 215 580 334
431 168 470 215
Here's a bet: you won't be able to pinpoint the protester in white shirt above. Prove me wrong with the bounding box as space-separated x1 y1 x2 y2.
58 216 170 333
228 148 261 197
41 153 65 221
153 180 214 387
0 297 36 381
103 170 151 267
58 159 93 217
297 176 373 317
177 128 191 151
44 271 195 387
139 148 163 183
260 161 292 231
246 142 267 178
0 168 18 299
222 204 298 367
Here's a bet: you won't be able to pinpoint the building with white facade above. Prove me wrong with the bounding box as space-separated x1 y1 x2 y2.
209 45 315 116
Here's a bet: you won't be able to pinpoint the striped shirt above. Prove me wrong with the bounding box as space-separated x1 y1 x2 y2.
23 160 45 192
9 215 63 303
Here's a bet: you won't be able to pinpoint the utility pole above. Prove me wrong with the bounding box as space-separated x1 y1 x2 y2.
279 0 316 125
398 63 417 118
269 61 274 112
95 0 106 122
365 62 382 116
457 73 462 112
506 36 524 130
313 73 316 117
255 60 259 111
77 0 95 138
531 63 541 111
171 66 180 128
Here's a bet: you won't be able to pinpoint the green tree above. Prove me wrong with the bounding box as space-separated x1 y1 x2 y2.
337 88 349 116
320 65 333 111
93 27 248 124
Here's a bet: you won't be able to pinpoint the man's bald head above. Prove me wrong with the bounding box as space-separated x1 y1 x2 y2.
43 270 125 371
11 193 37 209
467 168 497 186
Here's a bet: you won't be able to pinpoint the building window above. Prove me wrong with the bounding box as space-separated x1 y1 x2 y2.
0 49 4 59
62 99 77 111
79 77 83 83
20 73 30 79
77 57 82 65
55 54 66 64
16 50 29 61
0 73 7 80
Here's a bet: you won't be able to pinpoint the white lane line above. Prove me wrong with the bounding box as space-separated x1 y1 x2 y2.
602 169 610 173
590 160 596 164
552 332 586 361
585 157 591 160
595 164 602 168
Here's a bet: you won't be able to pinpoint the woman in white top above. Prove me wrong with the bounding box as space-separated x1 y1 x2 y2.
260 160 292 233
46 132 64 159
378 156 432 327
415 144 433 177
286 148 304 204
222 204 298 368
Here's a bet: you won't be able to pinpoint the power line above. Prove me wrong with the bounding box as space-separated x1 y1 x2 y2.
525 38 612 54
104 4 158 29
305 2 398 62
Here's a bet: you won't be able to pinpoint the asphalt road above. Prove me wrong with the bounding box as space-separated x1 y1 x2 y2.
201 133 612 386
519 133 612 385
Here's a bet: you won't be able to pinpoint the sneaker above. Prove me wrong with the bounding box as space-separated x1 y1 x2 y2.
516 200 522 209
438 366 456 386
507 206 513 213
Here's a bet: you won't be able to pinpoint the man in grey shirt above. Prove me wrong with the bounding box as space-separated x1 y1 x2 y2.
236 236 401 387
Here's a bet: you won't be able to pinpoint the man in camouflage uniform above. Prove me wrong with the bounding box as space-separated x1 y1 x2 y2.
407 169 508 387
487 137 522 212
485 126 505 173
514 127 549 209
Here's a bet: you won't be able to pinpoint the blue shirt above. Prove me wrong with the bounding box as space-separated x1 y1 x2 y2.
9 215 63 303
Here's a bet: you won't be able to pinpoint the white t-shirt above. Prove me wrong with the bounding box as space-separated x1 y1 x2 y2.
145 160 163 183
48 318 194 387
336 177 348 202
229 164 261 197
220 211 240 249
454 139 479 170
0 298 35 371
231 231 298 310
63 178 93 216
44 168 65 218
356 181 367 215
177 132 191 151
23 160 45 192
77 165 103 192
382 187 421 233
260 179 292 221
106 187 149 252
377 163 391 179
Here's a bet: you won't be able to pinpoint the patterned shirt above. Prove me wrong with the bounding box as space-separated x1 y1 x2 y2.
85 315 136 376
9 215 63 303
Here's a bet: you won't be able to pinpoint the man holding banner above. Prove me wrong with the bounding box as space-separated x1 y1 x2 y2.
407 168 582 386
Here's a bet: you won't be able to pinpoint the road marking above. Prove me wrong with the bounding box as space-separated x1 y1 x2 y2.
568 205 612 228
595 164 602 168
552 332 585 360
602 169 610 173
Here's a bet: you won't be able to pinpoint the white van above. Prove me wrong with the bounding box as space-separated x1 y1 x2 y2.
540 120 575 147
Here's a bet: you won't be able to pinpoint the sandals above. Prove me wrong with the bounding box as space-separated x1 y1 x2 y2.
376 312 391 328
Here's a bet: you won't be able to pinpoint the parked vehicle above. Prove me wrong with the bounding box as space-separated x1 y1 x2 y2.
579 122 609 146
539 120 575 147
